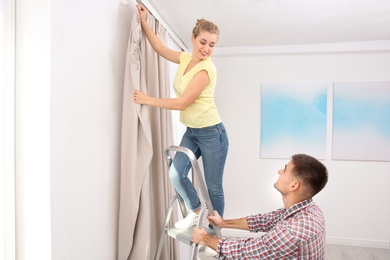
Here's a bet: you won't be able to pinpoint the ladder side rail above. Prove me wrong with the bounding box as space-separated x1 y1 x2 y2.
166 146 222 239
190 154 223 239
154 195 181 260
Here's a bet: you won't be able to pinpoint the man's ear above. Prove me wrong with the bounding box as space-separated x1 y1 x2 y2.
289 181 300 191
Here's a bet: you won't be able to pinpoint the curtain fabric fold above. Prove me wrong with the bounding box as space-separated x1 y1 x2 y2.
118 9 178 260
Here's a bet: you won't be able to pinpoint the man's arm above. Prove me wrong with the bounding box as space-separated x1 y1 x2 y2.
192 210 290 258
192 211 249 250
208 210 249 230
192 227 220 250
217 225 299 259
193 224 298 258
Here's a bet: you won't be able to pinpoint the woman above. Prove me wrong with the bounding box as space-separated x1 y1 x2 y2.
134 4 229 230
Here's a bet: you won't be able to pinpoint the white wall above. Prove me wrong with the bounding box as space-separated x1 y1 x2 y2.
212 48 390 248
1 0 16 259
51 0 132 259
15 0 52 259
19 0 389 259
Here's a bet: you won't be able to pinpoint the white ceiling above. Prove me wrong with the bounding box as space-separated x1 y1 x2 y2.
143 0 390 49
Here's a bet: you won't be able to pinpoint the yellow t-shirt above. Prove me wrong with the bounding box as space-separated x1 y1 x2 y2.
173 52 221 128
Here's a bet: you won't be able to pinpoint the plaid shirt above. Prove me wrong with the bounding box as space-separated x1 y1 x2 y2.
217 199 325 259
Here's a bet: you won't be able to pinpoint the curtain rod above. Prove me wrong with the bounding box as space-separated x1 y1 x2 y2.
136 0 188 52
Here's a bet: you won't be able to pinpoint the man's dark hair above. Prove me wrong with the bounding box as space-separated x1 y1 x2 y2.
291 154 328 197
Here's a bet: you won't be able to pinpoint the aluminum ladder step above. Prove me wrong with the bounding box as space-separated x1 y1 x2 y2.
164 226 216 246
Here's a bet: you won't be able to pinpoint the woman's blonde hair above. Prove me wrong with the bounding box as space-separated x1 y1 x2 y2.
192 18 220 38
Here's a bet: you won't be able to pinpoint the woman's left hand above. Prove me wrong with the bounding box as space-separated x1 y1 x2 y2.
133 90 148 104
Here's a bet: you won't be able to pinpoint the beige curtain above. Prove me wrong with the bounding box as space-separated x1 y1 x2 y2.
118 9 179 260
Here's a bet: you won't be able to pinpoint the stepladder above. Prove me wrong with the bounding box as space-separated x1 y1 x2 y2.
154 145 222 260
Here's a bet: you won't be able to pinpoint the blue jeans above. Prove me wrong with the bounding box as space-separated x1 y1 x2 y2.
169 122 229 217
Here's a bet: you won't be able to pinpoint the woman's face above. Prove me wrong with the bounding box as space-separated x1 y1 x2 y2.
191 30 218 60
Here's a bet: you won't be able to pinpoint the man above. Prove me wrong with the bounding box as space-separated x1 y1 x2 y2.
192 154 328 259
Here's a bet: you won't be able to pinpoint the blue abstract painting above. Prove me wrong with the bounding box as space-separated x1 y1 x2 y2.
333 81 390 161
261 83 327 159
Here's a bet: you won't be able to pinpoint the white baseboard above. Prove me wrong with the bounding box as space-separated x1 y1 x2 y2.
221 229 389 249
326 237 389 249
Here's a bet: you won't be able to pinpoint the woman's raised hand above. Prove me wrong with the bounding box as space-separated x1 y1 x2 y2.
137 4 148 21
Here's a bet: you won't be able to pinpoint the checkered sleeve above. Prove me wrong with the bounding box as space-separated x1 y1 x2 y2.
247 208 285 233
217 225 298 259
217 201 325 259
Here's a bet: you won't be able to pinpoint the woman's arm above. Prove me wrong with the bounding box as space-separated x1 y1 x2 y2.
137 4 181 64
133 70 209 110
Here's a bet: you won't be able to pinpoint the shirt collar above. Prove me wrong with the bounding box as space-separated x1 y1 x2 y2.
283 198 313 220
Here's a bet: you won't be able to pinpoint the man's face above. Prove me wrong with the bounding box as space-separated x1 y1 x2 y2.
274 160 295 195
